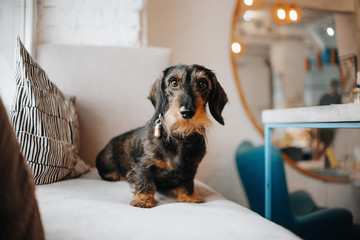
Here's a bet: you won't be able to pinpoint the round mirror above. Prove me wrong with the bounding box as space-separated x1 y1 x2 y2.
231 0 360 182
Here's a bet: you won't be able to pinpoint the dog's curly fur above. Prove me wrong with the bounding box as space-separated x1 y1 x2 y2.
96 64 228 208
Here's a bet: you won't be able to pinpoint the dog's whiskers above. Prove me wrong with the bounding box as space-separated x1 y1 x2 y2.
159 115 202 143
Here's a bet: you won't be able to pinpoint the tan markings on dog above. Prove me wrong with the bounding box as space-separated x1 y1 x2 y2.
153 160 173 170
131 192 156 208
193 71 212 91
193 70 208 81
174 187 204 203
164 95 212 138
103 172 126 181
169 69 184 82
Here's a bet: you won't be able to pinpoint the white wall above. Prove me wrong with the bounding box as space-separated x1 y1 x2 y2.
270 38 306 108
334 13 358 58
36 0 144 47
237 51 271 125
0 0 29 114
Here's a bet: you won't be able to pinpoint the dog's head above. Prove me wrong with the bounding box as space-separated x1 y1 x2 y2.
149 64 228 137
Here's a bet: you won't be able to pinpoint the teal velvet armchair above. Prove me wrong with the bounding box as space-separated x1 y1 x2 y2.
235 142 356 240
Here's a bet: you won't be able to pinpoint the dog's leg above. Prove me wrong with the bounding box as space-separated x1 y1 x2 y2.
173 182 204 203
96 148 125 181
128 168 157 208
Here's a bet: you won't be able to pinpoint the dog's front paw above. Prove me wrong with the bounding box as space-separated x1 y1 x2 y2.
131 199 156 208
131 193 156 208
177 194 204 204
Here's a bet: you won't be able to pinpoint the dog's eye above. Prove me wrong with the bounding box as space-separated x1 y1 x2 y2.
170 78 179 88
197 80 208 91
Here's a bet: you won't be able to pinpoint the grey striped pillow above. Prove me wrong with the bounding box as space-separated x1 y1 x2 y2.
10 38 89 185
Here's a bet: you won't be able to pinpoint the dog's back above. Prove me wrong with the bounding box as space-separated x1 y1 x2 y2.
96 126 145 181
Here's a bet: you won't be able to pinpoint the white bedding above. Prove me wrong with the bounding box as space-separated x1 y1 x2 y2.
36 169 299 240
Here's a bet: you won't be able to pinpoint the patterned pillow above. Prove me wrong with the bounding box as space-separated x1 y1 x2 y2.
10 38 89 185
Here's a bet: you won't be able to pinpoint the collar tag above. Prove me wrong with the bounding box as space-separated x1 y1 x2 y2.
154 114 162 138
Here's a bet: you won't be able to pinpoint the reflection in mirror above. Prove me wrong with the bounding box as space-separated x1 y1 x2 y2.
231 0 360 182
274 128 360 184
234 5 356 124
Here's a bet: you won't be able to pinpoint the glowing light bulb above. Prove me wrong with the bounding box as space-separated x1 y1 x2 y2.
327 27 335 36
289 9 298 21
243 11 252 22
232 42 242 54
277 8 286 20
244 0 253 6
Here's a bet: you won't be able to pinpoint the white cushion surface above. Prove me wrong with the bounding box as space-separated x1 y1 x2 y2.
36 169 299 240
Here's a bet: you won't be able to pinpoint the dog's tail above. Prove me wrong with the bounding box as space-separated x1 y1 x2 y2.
96 149 122 181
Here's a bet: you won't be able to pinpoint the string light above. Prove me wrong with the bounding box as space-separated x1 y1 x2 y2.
289 9 298 21
244 0 253 6
277 8 286 20
270 3 302 24
327 27 335 36
243 11 253 22
231 42 242 54
240 0 264 11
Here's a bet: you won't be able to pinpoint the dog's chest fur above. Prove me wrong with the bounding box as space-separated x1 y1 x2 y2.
140 124 206 191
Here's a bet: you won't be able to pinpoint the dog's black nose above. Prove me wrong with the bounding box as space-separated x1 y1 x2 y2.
180 106 195 119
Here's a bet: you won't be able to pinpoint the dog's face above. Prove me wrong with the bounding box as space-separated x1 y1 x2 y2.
149 64 228 137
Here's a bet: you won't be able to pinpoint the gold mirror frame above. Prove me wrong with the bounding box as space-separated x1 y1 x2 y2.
230 0 349 183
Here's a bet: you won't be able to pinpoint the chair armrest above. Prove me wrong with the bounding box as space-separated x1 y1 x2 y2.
294 208 352 240
290 190 320 216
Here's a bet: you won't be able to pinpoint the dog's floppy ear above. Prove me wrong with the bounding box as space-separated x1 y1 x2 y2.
209 73 228 125
148 72 165 110
149 74 161 108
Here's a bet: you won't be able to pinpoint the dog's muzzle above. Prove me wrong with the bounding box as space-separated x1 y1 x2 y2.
180 106 195 119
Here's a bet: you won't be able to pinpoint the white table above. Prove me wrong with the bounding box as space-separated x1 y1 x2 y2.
261 103 360 220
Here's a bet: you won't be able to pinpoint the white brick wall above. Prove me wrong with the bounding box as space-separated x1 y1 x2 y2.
36 0 145 47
